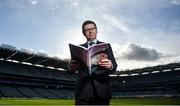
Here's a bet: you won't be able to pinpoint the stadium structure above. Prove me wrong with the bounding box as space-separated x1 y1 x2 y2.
0 44 180 99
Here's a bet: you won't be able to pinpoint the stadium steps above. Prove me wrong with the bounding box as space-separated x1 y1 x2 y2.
47 88 64 98
16 86 41 98
32 87 59 98
0 85 24 98
47 89 69 98
0 91 5 97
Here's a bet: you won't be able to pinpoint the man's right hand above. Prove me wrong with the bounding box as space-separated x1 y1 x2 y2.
68 60 80 72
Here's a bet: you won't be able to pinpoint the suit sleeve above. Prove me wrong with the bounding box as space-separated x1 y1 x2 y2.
106 44 118 74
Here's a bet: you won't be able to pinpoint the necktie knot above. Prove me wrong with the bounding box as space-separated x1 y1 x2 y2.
89 42 95 46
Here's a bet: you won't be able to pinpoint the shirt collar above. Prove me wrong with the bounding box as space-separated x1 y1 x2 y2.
87 39 97 47
87 39 97 44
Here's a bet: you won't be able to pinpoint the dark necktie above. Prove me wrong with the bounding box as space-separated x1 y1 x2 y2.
89 42 95 46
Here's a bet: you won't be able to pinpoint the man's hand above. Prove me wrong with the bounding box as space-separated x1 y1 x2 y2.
68 60 80 72
98 59 112 69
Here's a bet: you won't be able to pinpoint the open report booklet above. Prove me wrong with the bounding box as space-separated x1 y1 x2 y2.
69 43 110 75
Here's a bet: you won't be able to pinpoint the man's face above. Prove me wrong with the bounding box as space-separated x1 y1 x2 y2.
83 23 97 41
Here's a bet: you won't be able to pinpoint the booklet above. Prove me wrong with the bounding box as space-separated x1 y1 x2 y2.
69 43 110 75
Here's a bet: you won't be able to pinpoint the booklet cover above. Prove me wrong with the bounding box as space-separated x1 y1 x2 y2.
69 43 110 75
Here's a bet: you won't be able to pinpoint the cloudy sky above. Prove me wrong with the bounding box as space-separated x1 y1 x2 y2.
0 0 180 70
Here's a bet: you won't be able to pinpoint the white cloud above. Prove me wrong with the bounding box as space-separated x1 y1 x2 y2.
70 1 80 7
31 1 38 5
102 14 131 34
171 0 180 5
53 27 86 59
116 54 180 71
112 43 180 70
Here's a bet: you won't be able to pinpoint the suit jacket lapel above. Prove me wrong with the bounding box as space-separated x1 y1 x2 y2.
81 42 88 48
96 40 103 44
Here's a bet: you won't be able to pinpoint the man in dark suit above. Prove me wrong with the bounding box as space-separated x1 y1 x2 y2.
68 20 117 105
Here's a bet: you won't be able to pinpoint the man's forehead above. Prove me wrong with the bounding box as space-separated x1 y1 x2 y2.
84 24 95 29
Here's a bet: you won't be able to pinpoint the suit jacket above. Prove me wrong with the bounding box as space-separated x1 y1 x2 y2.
68 41 117 101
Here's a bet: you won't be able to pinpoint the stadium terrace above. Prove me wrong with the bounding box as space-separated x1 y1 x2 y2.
0 44 180 99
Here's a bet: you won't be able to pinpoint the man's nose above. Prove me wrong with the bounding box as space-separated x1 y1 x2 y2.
89 29 94 33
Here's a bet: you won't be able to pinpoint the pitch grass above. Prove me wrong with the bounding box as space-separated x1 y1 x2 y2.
0 98 180 105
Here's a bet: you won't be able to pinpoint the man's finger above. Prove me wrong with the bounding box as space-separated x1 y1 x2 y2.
100 59 110 63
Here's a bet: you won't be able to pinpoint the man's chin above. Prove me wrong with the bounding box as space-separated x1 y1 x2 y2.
87 37 94 40
89 37 96 40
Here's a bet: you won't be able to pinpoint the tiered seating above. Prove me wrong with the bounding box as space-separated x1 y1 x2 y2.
32 87 59 98
61 89 74 98
0 60 76 98
48 89 68 98
0 85 24 98
112 69 180 98
1 53 180 99
0 60 76 81
17 87 41 98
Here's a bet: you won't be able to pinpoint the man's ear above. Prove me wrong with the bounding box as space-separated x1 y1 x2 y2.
82 31 86 36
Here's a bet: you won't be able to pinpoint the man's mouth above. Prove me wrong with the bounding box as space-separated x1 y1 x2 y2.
89 33 94 36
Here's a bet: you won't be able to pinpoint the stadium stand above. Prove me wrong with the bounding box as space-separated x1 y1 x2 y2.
0 44 76 98
111 63 180 98
0 43 180 99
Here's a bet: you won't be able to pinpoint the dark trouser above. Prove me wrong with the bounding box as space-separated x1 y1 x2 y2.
75 98 110 106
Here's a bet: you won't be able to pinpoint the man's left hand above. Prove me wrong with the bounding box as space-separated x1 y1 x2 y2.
98 59 112 69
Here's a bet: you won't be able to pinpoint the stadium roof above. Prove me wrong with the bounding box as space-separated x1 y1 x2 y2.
113 62 180 76
0 44 68 69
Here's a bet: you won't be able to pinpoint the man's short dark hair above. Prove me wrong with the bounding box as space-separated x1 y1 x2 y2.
82 20 97 32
